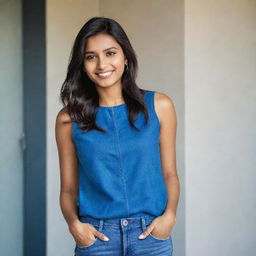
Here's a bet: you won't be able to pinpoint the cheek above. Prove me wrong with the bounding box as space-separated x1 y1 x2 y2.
84 63 95 74
113 58 125 71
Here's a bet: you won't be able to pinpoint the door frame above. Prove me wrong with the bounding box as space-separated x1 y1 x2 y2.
23 0 46 255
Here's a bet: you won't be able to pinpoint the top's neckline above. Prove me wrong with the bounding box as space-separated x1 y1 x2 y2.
97 103 126 109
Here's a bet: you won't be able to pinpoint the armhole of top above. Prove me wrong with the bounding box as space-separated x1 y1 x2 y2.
150 91 160 128
71 121 76 142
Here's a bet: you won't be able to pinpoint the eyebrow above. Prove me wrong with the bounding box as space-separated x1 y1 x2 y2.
85 46 118 54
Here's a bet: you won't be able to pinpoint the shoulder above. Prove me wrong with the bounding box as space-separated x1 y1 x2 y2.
55 107 73 137
56 107 72 125
55 107 74 146
154 91 176 124
154 91 174 109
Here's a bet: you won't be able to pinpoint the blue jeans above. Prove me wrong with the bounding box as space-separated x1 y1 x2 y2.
74 215 173 256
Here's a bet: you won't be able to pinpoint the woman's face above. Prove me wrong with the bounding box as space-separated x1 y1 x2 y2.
83 33 127 88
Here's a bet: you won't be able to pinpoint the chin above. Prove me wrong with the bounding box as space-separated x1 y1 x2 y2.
96 77 122 86
94 80 113 87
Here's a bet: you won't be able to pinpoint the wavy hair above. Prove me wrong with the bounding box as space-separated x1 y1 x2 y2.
60 16 149 133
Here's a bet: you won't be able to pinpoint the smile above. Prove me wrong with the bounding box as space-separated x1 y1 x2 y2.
96 70 114 79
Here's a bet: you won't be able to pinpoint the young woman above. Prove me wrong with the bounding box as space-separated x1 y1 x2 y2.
55 16 180 256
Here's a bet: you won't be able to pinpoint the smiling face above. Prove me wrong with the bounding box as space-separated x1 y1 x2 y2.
83 33 128 89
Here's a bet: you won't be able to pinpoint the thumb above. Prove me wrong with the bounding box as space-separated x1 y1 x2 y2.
94 230 109 241
138 224 154 239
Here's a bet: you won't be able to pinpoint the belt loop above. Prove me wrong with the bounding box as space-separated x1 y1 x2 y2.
141 217 146 231
99 219 104 232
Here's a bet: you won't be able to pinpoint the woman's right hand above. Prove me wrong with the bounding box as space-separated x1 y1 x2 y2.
68 219 109 247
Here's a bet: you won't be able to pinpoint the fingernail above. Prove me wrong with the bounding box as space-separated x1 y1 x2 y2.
138 234 145 239
104 236 109 241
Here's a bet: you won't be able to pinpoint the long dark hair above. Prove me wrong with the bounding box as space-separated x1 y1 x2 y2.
60 16 149 133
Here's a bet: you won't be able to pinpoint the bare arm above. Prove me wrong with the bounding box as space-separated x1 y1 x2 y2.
55 108 79 228
155 92 180 220
55 108 109 245
137 92 180 240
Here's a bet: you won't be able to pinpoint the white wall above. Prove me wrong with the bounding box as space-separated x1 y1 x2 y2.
185 0 256 255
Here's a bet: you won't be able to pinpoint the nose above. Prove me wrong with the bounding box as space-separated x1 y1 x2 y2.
97 55 108 70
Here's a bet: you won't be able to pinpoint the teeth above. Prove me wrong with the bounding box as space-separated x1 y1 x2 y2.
97 71 113 77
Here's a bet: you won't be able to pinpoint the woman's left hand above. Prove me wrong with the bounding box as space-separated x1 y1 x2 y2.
138 212 176 240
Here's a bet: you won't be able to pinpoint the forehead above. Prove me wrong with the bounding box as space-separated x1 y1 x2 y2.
85 33 120 52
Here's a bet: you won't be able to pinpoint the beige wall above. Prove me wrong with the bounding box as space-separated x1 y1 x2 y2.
100 1 185 255
47 0 184 255
47 0 256 255
185 0 256 255
47 1 100 255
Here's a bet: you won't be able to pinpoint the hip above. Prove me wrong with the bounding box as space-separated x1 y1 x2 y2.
74 215 173 256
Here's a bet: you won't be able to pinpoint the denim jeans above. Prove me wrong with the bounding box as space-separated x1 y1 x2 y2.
74 215 173 256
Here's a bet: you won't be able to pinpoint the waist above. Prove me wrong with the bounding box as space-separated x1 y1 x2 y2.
79 215 156 228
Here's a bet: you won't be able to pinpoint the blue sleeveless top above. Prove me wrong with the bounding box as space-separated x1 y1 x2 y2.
71 90 168 219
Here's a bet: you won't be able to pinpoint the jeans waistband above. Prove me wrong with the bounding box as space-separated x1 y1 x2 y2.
79 215 157 228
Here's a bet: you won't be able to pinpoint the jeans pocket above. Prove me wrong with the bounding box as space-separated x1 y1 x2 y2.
76 224 99 249
146 223 171 241
149 232 171 241
76 237 97 249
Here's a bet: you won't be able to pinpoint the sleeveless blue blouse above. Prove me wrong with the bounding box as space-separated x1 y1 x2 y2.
71 90 168 219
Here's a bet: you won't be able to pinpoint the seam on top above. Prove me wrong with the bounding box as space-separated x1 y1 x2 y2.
110 108 130 217
151 91 160 130
71 121 76 142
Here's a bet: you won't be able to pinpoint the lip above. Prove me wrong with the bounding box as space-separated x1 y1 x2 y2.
96 70 114 75
96 70 114 79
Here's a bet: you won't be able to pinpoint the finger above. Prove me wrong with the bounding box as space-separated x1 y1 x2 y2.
94 230 109 241
138 224 155 239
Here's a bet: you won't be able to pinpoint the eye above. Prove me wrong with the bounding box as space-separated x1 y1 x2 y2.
85 51 116 60
106 51 116 56
85 55 94 60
